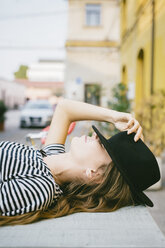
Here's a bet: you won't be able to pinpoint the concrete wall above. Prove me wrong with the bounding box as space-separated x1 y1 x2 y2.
65 0 120 106
65 46 119 105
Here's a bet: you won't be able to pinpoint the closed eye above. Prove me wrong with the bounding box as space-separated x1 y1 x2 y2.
98 138 104 148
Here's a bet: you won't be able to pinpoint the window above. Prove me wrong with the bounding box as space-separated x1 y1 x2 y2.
121 0 127 35
122 65 128 86
135 49 144 107
86 4 101 26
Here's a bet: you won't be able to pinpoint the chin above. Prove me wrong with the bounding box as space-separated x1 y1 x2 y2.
70 136 84 151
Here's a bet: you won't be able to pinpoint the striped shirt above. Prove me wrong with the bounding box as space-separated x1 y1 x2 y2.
0 141 65 216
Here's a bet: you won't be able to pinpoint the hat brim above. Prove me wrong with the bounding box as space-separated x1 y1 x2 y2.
92 125 154 207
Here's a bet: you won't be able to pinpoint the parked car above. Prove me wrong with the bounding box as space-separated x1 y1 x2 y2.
20 100 54 128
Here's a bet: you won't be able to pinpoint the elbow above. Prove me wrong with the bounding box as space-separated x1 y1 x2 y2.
55 99 70 120
57 99 68 111
58 98 67 107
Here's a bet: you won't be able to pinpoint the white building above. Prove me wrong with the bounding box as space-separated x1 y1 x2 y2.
27 59 65 82
16 60 65 104
65 0 120 106
0 78 26 109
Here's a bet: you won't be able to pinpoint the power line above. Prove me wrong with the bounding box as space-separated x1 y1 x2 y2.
0 9 71 21
0 1 118 21
0 45 65 50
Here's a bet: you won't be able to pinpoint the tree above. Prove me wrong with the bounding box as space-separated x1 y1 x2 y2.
0 100 8 123
14 65 28 79
98 83 131 137
108 82 131 113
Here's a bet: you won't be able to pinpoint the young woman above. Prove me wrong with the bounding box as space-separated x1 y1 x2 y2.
0 99 160 226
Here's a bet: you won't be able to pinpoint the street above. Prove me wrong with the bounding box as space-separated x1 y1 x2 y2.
0 109 42 145
0 109 92 151
0 110 165 235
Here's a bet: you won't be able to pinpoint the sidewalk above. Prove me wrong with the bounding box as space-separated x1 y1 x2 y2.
146 155 165 235
1 205 165 248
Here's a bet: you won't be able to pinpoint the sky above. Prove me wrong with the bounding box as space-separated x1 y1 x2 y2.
0 0 68 80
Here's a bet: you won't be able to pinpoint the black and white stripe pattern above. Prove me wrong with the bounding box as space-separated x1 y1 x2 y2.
0 141 65 216
40 144 65 156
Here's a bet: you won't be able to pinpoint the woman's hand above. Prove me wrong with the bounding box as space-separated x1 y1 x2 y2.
112 111 144 142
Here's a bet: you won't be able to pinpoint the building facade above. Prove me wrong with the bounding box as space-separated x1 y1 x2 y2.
65 0 120 106
0 78 26 109
16 60 65 105
120 0 165 110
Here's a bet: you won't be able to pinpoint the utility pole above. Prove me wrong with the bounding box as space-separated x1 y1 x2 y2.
150 0 155 95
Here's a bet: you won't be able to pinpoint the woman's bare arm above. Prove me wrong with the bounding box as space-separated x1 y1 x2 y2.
44 99 143 146
59 99 117 123
44 100 71 146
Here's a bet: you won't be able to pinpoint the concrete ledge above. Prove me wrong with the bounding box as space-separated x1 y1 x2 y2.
0 205 165 248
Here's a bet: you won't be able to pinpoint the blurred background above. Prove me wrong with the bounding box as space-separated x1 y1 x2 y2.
0 0 164 235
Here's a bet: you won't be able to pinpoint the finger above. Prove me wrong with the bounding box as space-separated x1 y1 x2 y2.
140 133 144 142
127 118 134 128
134 126 143 142
127 121 140 134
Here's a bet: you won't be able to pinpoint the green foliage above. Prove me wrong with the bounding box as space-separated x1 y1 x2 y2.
85 84 103 105
108 83 131 112
87 84 102 97
98 83 131 137
14 65 28 79
0 100 8 122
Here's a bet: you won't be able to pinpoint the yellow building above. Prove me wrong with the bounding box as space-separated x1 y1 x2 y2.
120 0 165 111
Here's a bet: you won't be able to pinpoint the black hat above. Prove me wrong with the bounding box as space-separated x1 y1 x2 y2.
92 125 160 207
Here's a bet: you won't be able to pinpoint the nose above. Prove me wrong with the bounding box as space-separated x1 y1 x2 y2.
92 132 98 139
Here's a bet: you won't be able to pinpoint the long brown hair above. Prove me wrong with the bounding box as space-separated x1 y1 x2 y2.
0 161 137 226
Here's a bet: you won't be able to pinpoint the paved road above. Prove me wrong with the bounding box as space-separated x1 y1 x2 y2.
0 109 93 151
0 110 165 235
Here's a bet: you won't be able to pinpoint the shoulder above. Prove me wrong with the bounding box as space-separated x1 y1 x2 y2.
40 143 65 156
